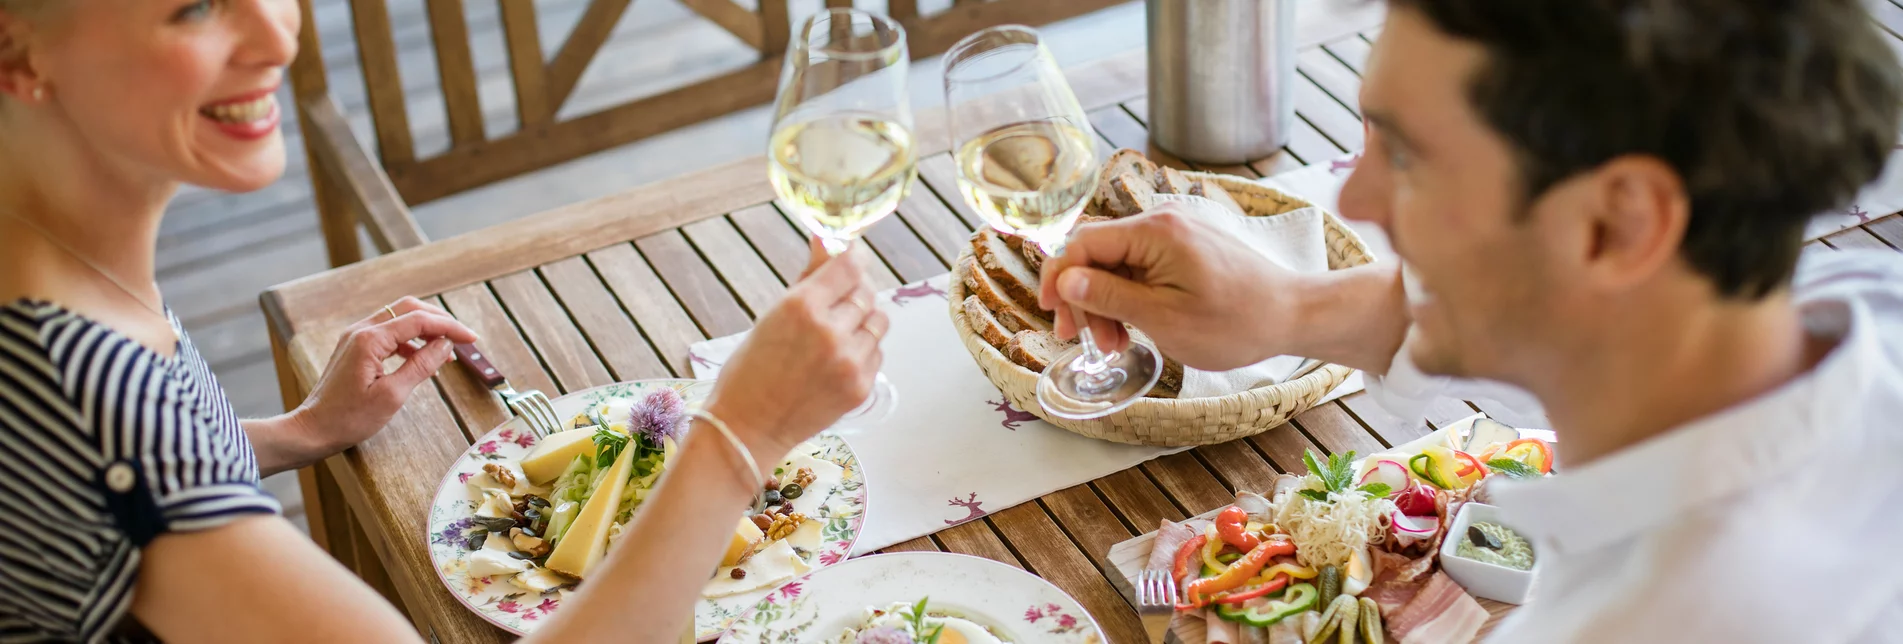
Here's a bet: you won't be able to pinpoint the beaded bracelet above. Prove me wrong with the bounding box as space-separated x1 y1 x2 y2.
689 409 766 496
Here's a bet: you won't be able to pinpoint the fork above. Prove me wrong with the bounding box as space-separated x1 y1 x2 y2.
454 343 562 439
1135 568 1182 612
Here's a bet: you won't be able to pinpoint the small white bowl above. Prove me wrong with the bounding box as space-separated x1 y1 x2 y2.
1439 502 1539 604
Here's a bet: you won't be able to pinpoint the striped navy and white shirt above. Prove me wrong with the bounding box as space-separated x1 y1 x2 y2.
0 300 280 643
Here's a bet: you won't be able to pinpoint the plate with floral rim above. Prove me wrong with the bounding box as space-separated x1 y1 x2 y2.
424 379 869 640
718 552 1104 643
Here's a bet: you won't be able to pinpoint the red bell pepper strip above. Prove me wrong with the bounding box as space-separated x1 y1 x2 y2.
1184 540 1297 606
1215 507 1261 552
1172 534 1207 583
1452 450 1488 480
1504 438 1555 472
1214 574 1290 604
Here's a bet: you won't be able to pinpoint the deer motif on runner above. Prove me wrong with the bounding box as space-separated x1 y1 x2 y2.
890 281 947 306
988 399 1038 430
946 492 986 525
688 350 721 371
1329 154 1361 174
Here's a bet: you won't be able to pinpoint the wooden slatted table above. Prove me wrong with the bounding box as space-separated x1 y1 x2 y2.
261 14 1903 643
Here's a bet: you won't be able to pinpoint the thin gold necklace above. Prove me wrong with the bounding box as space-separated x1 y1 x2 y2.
2 210 178 339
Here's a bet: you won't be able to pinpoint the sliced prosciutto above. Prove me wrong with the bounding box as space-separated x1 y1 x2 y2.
1146 519 1197 571
1207 610 1240 644
1387 572 1488 643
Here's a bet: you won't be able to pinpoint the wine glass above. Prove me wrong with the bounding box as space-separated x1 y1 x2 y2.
943 26 1160 419
767 7 913 424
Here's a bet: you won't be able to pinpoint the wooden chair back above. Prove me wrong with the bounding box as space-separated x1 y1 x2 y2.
290 0 1128 267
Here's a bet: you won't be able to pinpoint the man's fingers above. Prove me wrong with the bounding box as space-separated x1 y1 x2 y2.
803 245 867 300
1053 266 1163 328
1038 219 1145 310
799 237 829 280
1087 315 1129 354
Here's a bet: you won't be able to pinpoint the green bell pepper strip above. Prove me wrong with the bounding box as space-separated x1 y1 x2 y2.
1216 583 1318 627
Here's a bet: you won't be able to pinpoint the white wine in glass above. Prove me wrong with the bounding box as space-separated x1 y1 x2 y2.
945 26 1160 419
767 7 913 424
769 114 916 255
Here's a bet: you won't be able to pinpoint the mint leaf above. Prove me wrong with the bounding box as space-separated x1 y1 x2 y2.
592 426 628 468
1331 451 1358 491
1355 482 1392 498
1298 489 1331 502
1486 458 1540 479
1302 449 1325 480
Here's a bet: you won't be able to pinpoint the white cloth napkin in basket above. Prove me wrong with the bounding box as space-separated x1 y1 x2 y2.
1146 193 1331 399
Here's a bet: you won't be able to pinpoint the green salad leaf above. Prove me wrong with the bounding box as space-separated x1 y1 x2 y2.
593 425 629 468
1300 448 1363 500
1485 458 1540 479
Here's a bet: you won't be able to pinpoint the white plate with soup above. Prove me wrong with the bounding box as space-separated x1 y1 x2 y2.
718 552 1104 643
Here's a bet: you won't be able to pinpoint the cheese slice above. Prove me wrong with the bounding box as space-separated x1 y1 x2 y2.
781 451 845 518
723 516 764 567
520 428 602 486
511 567 569 594
543 441 638 578
704 540 809 598
467 549 530 578
785 516 824 553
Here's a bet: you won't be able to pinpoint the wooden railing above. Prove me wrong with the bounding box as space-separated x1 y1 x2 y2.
291 0 1129 267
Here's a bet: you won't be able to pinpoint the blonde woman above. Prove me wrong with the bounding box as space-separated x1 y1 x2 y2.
0 1 887 641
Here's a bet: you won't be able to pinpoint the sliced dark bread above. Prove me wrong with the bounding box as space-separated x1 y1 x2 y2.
1125 326 1185 398
960 255 1052 334
1007 330 1074 372
961 295 1013 351
1189 176 1247 216
1022 242 1046 273
1096 149 1159 218
971 230 1045 314
1155 166 1196 195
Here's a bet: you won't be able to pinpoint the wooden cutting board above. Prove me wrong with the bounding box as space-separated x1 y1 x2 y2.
1105 507 1518 644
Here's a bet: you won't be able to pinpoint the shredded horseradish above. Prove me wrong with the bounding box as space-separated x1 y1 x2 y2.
1272 482 1397 568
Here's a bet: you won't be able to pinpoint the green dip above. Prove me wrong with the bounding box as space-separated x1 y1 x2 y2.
1454 522 1533 570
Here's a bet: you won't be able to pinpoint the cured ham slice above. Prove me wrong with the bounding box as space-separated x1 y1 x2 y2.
1207 611 1240 644
1267 618 1306 644
1363 579 1426 616
1388 572 1487 644
1147 520 1197 571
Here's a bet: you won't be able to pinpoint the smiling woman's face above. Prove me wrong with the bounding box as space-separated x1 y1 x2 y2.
5 0 299 192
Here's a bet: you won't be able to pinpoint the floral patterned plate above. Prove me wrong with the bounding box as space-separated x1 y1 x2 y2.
719 552 1104 643
425 379 868 640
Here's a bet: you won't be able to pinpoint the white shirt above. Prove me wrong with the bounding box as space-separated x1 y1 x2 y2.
1366 249 1903 643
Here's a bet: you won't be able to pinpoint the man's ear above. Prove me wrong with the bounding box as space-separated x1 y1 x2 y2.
0 8 43 101
1577 154 1690 293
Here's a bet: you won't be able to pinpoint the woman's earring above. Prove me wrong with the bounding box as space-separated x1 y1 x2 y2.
29 86 44 102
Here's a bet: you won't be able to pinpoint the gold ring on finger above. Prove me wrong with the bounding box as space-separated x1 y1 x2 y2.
383 304 398 321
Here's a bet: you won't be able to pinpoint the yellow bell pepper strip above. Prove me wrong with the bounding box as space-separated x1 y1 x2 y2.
1452 450 1488 486
1255 562 1318 583
1216 506 1263 551
1172 534 1207 584
1182 540 1298 607
1202 525 1228 574
1215 573 1290 605
1479 437 1554 473
1408 452 1455 489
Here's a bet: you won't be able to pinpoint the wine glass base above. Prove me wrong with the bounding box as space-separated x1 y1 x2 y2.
832 372 898 431
1036 342 1162 420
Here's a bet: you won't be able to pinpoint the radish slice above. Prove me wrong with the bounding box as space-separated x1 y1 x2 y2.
1359 459 1412 492
1391 511 1439 546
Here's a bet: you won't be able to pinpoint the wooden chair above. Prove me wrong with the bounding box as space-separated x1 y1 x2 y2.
289 0 1131 267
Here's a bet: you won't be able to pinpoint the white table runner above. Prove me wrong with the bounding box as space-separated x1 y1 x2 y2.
689 271 1361 555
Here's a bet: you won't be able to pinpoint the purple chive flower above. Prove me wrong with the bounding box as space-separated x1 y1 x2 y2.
854 626 915 644
630 388 686 446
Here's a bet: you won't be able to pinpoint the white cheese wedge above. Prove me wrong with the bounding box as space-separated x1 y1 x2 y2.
784 516 824 553
704 540 809 598
474 489 515 519
543 439 639 578
511 567 569 594
723 516 764 567
518 429 601 486
780 451 844 518
482 532 517 553
467 549 531 578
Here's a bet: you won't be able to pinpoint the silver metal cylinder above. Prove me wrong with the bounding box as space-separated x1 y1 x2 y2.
1146 0 1296 164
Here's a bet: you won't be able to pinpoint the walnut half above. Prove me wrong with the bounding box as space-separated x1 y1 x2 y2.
482 463 518 490
765 512 808 542
791 467 816 489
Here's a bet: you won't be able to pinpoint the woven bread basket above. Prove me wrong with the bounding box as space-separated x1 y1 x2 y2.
947 172 1376 446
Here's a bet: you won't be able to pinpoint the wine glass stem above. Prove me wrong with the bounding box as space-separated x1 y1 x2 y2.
821 236 852 256
1041 236 1122 394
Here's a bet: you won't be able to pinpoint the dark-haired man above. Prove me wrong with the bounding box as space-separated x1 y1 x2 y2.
1042 0 1903 640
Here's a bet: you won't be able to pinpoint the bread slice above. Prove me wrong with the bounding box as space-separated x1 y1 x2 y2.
1155 357 1185 398
1096 149 1159 219
1189 176 1247 216
961 295 1013 351
1155 166 1196 195
1021 242 1046 273
1007 331 1074 372
960 255 1052 334
1000 231 1024 253
971 230 1045 315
